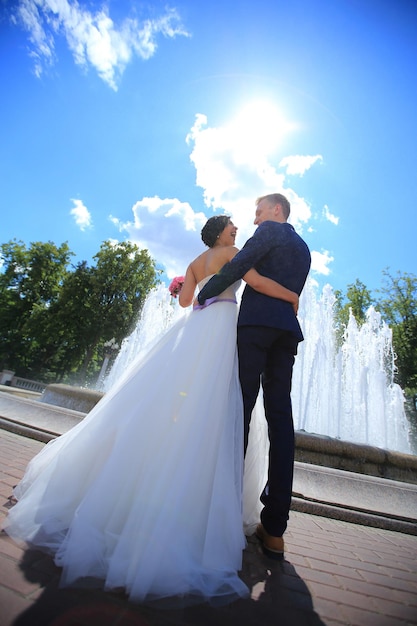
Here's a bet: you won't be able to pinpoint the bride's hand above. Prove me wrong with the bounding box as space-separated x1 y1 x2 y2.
292 294 299 315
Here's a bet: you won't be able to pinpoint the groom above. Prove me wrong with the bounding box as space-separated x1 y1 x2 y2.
198 193 311 558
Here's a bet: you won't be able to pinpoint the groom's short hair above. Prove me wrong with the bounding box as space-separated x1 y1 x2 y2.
256 193 290 220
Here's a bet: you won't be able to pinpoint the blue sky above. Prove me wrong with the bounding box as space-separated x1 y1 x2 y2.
1 0 416 296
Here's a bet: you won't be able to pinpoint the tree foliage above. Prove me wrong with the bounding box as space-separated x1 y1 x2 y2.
334 271 417 394
0 239 73 374
2 237 416 394
376 270 417 392
0 239 160 386
334 279 373 333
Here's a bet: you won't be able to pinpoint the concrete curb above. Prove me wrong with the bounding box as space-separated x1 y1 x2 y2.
0 416 57 444
291 496 417 535
295 430 417 484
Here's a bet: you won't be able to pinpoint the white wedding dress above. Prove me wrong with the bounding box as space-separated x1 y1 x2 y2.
4 277 268 605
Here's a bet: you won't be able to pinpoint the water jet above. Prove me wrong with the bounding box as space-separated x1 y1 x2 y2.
104 279 413 455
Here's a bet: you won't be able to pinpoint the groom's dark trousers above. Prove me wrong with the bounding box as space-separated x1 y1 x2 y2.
238 325 298 537
197 220 311 538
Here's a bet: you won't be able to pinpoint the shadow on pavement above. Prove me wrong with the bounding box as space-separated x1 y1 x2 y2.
14 535 325 626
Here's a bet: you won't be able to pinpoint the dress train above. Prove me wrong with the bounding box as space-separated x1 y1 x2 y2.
4 279 270 604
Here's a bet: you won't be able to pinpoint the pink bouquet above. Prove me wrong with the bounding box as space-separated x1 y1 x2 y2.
168 276 185 298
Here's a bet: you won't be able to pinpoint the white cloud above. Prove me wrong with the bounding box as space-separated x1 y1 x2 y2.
323 204 339 225
111 197 207 278
311 250 334 276
12 0 189 89
11 0 56 78
185 108 312 246
279 154 322 176
70 198 92 231
113 107 329 278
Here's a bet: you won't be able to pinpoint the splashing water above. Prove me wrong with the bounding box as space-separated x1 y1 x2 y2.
104 280 412 455
103 285 186 392
292 281 411 453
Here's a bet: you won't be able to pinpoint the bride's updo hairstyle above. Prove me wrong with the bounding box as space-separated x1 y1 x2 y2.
201 215 231 248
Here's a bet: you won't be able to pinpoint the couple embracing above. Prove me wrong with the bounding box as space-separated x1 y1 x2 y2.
4 193 311 604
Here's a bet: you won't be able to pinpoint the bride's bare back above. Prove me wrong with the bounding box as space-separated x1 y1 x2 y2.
192 246 238 283
179 245 238 307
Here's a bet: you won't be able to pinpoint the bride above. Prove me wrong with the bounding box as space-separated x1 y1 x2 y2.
3 215 298 605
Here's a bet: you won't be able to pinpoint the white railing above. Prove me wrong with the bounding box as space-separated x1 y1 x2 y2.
11 377 47 393
0 370 47 394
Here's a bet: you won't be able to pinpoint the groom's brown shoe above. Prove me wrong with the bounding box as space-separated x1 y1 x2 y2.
256 523 284 560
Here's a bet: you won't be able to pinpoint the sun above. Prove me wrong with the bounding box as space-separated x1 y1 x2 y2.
228 100 295 158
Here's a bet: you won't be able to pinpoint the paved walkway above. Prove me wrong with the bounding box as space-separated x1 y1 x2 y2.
1 430 417 625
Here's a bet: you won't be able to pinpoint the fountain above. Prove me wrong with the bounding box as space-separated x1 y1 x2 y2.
292 281 411 454
103 285 185 391
104 279 413 456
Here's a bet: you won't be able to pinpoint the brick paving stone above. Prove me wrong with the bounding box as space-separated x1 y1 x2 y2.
391 587 417 608
376 557 417 575
310 597 346 625
378 562 416 582
371 597 417 622
290 543 340 565
340 555 388 575
0 484 14 501
1 429 417 626
281 550 310 568
389 569 417 585
0 551 48 596
360 569 417 594
305 557 364 582
370 545 417 562
338 603 412 626
0 533 25 561
294 564 340 589
0 473 18 488
0 585 32 626
336 572 407 601
341 606 416 626
305 580 381 613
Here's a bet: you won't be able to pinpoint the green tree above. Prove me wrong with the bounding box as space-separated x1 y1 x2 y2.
376 270 417 392
0 239 72 373
28 260 93 381
0 239 160 385
51 241 160 385
334 279 373 341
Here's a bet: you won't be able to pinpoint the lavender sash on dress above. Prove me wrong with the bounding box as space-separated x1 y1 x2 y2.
193 296 237 311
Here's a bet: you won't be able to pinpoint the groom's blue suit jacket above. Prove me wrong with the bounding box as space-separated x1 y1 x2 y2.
198 221 311 342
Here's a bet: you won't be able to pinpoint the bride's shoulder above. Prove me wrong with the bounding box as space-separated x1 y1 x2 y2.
226 246 239 261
